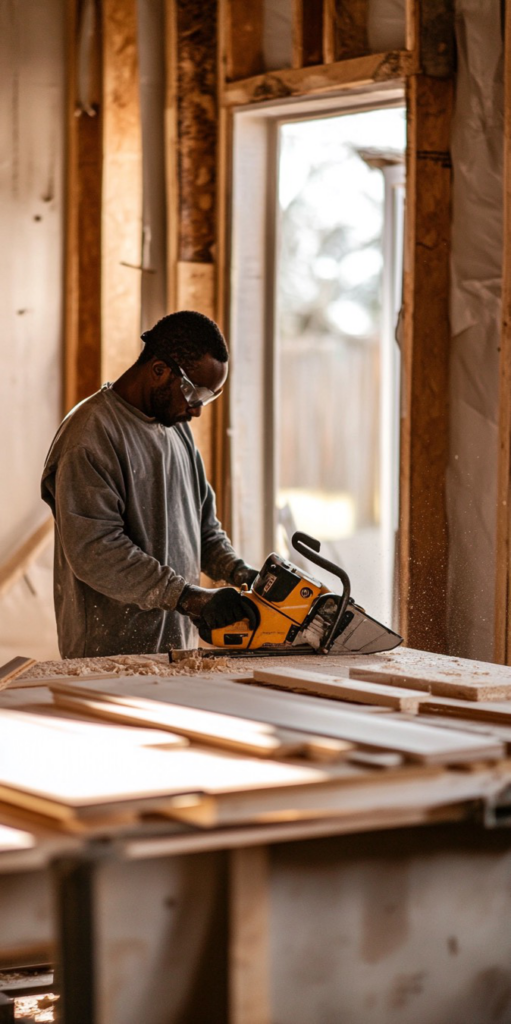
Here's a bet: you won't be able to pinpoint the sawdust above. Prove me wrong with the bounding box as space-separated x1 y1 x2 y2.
17 652 233 680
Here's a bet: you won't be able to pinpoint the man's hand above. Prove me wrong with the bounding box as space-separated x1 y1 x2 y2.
230 563 259 588
177 585 259 630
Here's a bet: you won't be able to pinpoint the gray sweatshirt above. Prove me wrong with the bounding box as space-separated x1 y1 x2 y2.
41 385 244 658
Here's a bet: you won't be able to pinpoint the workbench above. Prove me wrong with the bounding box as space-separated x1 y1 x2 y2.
2 651 511 1024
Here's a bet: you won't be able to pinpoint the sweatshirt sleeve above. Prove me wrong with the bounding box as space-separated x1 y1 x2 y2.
53 445 187 610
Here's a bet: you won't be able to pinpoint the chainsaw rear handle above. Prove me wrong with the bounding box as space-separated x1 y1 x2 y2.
291 531 351 653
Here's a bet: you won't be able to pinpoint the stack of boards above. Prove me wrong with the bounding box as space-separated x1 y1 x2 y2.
0 647 510 834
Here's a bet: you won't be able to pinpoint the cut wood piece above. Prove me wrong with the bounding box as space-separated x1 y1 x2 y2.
303 737 354 763
348 750 404 769
0 709 323 821
7 672 120 690
51 676 505 765
253 667 428 711
0 658 37 690
419 695 511 726
51 690 306 759
350 664 511 702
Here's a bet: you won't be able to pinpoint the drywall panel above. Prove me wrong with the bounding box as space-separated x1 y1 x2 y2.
447 0 504 659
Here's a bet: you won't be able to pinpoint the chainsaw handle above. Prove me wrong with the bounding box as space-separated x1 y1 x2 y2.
291 532 351 653
292 532 351 595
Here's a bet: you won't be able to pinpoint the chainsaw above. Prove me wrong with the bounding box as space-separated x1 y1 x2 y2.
196 531 402 658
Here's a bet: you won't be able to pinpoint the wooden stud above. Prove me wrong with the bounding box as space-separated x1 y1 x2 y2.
101 0 143 382
293 0 325 68
399 74 453 652
223 0 265 82
330 0 369 62
65 0 103 410
222 50 417 107
229 846 271 1024
495 0 511 665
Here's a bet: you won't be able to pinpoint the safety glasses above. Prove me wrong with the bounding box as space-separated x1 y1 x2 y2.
162 356 223 408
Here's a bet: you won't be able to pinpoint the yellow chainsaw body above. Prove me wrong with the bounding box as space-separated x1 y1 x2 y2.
210 553 329 650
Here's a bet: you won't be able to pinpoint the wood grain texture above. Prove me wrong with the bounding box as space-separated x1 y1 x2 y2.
229 846 270 1024
65 0 103 408
399 74 453 652
495 0 511 665
293 0 324 68
350 659 511 702
223 49 416 106
101 0 143 381
175 0 217 263
253 667 427 711
330 0 369 61
223 0 264 80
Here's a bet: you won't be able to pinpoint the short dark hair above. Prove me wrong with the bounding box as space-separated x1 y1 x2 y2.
137 310 228 370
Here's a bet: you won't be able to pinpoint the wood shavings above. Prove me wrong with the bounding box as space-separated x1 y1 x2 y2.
17 652 232 681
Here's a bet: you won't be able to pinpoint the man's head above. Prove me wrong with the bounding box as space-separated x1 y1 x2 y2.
137 311 229 427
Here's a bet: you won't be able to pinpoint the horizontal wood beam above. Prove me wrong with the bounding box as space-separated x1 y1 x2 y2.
222 49 417 106
0 520 53 598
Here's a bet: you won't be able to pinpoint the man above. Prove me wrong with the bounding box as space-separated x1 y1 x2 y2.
41 310 258 658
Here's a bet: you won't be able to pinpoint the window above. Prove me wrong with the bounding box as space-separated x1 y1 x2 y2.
229 89 405 627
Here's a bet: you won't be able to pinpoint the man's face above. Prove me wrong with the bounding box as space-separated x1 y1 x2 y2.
150 353 228 428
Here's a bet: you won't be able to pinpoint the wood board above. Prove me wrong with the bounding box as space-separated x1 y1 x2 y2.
0 709 323 821
0 657 37 689
48 675 505 765
350 664 511 702
419 695 511 726
252 667 428 711
50 689 323 760
350 647 511 704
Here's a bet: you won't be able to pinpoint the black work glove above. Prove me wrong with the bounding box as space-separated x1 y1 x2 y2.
200 588 259 631
230 563 259 588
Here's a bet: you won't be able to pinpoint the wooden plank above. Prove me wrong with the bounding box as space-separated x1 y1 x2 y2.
329 0 369 61
101 0 143 382
64 0 102 410
0 520 52 598
495 0 511 665
49 674 505 764
223 49 417 107
229 846 270 1024
0 659 37 691
51 687 307 759
0 708 322 821
350 661 511 702
293 0 324 68
419 695 511 727
253 666 428 711
399 74 453 650
223 0 264 81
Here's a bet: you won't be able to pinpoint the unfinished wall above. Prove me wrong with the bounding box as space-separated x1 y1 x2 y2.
446 0 504 659
0 0 66 660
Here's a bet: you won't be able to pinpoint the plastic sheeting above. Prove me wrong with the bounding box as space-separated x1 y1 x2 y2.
0 0 65 663
446 0 504 659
